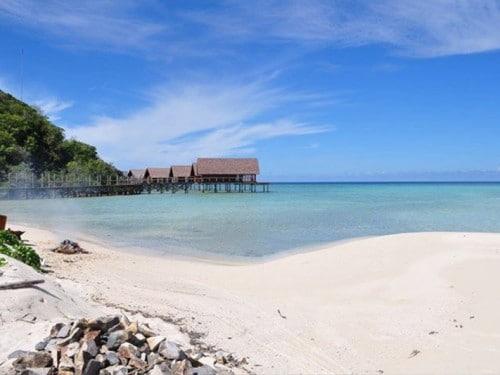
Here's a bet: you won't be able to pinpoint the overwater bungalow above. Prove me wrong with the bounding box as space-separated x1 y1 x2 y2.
195 158 259 182
127 169 146 180
170 165 194 183
144 167 170 183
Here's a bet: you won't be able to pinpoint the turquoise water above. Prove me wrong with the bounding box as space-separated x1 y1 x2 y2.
2 183 500 258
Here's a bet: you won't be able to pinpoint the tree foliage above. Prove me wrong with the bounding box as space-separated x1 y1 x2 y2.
0 90 119 179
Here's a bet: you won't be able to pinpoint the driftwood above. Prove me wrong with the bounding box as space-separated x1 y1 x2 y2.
0 279 45 290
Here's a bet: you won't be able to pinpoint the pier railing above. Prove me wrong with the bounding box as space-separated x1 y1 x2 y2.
0 172 270 200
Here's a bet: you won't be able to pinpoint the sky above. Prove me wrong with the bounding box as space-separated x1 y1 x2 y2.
1 0 500 181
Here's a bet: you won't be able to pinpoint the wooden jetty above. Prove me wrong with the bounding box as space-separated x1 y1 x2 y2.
0 173 270 200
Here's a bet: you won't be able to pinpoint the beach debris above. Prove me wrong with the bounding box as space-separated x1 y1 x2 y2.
408 350 420 358
428 331 438 335
9 314 241 374
0 279 45 290
52 240 88 255
470 315 475 319
277 309 287 319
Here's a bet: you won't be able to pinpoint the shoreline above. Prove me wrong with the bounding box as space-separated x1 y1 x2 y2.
5 223 500 373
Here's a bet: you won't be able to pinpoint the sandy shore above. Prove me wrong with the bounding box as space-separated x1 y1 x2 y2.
6 225 500 374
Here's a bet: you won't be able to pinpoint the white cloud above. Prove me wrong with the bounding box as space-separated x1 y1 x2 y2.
33 98 73 121
0 76 72 121
0 0 164 51
66 81 329 168
188 0 500 57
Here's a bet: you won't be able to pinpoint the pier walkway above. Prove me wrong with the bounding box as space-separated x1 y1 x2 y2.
0 173 270 200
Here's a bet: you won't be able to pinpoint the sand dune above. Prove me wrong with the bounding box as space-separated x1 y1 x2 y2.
8 225 500 374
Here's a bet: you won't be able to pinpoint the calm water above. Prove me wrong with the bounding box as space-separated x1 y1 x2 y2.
2 183 500 258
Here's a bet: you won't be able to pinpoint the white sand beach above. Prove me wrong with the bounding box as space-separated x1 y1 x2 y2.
3 225 500 374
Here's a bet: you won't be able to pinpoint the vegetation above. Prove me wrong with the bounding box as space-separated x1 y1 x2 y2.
0 230 41 270
0 256 6 267
0 90 119 180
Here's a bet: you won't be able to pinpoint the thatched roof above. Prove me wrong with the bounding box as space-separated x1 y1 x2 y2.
145 167 170 179
127 169 145 179
196 158 259 175
170 165 193 178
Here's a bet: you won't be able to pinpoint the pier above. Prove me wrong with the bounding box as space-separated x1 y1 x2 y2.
0 173 270 200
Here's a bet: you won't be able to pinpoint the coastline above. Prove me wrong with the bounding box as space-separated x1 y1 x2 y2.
6 223 500 373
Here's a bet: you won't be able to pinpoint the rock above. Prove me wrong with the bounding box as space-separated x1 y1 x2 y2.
8 350 31 359
130 332 146 346
49 323 64 338
125 321 138 335
83 330 101 342
64 342 81 358
99 365 127 375
128 356 147 371
198 357 216 367
59 355 75 370
34 338 50 351
13 352 53 369
52 240 88 254
57 324 73 338
58 327 83 346
214 351 227 365
147 336 166 351
147 352 162 366
105 351 119 366
88 316 120 332
158 341 181 360
19 368 53 375
150 363 172 375
117 343 138 360
138 323 157 337
187 365 216 375
82 359 101 375
171 360 191 375
82 340 99 358
74 347 94 375
106 330 129 350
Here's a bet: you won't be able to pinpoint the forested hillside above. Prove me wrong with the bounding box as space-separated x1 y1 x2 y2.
0 90 119 180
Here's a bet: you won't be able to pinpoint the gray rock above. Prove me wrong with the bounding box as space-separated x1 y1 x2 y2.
146 336 166 351
64 342 81 358
19 368 52 375
100 365 127 375
49 323 64 338
57 324 72 338
8 350 31 359
34 338 49 351
13 352 52 369
158 341 181 360
83 359 102 375
88 315 120 331
58 327 83 346
187 366 216 375
138 323 157 337
105 351 120 366
150 362 172 375
106 330 129 350
171 360 191 375
128 356 147 371
82 339 99 357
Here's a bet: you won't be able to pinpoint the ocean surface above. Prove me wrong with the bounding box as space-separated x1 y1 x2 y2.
2 183 500 258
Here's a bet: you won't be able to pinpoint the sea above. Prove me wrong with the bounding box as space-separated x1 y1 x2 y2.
2 182 500 259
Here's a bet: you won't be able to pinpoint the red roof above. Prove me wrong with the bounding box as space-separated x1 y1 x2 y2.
145 167 170 179
195 158 259 175
170 165 193 178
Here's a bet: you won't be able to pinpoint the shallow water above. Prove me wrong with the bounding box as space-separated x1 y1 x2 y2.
2 183 500 258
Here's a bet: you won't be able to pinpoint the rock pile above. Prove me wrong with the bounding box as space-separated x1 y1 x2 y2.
52 240 88 255
10 315 239 375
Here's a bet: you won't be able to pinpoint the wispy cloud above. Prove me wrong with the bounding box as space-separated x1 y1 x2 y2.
66 80 329 168
33 98 73 121
188 0 500 57
2 0 499 58
0 0 165 52
0 75 72 121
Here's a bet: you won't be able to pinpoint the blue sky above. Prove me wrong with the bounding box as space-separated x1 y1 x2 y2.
1 0 500 181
